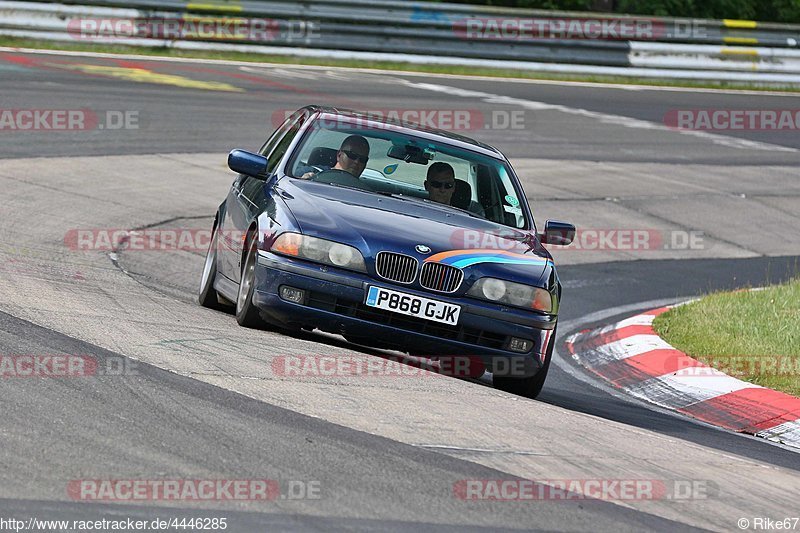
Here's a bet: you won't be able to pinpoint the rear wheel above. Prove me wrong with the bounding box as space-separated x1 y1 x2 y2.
199 224 223 309
236 235 266 328
493 328 555 399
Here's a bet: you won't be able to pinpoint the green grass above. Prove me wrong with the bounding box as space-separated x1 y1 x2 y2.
653 279 800 397
2 35 799 93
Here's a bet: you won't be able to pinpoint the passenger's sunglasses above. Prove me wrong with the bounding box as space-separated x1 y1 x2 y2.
340 149 369 164
429 180 455 190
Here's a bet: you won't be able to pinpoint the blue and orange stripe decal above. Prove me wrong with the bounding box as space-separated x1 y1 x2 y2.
425 249 554 269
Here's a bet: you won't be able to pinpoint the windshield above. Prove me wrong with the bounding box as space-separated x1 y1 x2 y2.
286 119 529 229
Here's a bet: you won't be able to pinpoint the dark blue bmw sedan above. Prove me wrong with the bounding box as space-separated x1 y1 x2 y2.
199 105 574 398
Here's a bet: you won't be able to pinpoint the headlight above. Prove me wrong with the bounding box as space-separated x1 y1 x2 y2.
271 233 366 272
467 277 553 313
328 243 355 267
481 278 507 300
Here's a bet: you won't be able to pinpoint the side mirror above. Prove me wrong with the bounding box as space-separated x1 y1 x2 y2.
539 220 575 246
228 149 268 178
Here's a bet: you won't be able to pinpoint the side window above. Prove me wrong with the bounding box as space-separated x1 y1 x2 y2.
259 116 293 156
497 167 526 229
475 164 502 223
264 114 306 175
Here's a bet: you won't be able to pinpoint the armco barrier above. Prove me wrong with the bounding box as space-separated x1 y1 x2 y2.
1 0 800 83
629 42 800 74
19 0 800 48
0 1 632 66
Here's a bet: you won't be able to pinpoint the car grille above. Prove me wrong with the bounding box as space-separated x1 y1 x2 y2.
306 292 508 350
420 262 464 293
375 252 418 284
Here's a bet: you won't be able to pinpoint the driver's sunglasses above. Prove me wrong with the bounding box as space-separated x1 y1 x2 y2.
341 149 369 164
429 180 455 190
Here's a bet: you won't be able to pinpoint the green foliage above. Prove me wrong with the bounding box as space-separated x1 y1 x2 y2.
653 279 800 397
615 0 756 19
614 0 757 19
755 0 800 22
445 0 595 8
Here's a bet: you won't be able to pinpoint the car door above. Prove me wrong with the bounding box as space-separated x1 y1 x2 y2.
218 112 307 283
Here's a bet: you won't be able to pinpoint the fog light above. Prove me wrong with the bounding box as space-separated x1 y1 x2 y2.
509 337 533 353
279 285 306 304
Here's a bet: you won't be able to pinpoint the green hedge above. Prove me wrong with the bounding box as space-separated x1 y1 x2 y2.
429 0 800 24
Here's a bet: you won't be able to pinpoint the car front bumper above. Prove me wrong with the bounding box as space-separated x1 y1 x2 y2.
254 251 556 377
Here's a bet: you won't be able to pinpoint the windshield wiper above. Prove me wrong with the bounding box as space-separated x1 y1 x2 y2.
446 204 487 220
416 198 486 220
373 191 411 200
315 181 371 193
374 193 480 217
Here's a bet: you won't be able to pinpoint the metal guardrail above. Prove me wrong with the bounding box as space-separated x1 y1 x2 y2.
28 0 800 47
0 1 633 66
1 0 800 82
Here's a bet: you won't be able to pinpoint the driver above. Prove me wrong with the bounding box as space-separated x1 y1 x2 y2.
333 135 370 177
301 135 370 181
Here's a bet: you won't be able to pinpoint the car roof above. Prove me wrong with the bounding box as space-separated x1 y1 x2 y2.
305 105 507 161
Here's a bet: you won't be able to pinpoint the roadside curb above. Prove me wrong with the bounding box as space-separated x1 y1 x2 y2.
565 307 800 451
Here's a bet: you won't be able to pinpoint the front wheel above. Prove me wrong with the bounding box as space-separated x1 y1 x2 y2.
199 224 223 309
236 236 266 328
493 328 555 399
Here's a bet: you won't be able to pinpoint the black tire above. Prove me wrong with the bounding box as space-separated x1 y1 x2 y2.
236 234 266 328
198 224 223 309
493 327 556 399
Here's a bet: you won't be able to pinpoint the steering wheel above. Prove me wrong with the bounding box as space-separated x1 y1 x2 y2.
313 168 350 180
311 169 366 189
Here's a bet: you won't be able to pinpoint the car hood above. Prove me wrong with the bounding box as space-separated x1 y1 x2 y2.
277 179 554 285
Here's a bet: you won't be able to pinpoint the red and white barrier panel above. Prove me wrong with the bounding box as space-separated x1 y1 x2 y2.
565 307 800 450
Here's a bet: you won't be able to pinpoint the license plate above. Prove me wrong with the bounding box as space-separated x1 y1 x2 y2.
366 286 461 326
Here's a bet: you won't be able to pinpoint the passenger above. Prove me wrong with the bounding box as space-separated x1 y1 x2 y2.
424 162 456 205
425 162 486 218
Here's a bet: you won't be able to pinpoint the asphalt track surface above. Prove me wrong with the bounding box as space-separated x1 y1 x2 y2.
1 49 799 531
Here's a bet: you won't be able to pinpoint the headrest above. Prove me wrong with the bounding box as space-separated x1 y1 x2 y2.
451 179 472 210
308 147 337 168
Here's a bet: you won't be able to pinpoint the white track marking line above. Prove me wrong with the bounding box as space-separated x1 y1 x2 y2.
402 81 798 153
552 297 800 452
577 334 675 366
758 419 800 446
614 314 657 328
576 314 656 341
3 46 800 96
567 303 800 451
629 372 758 409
